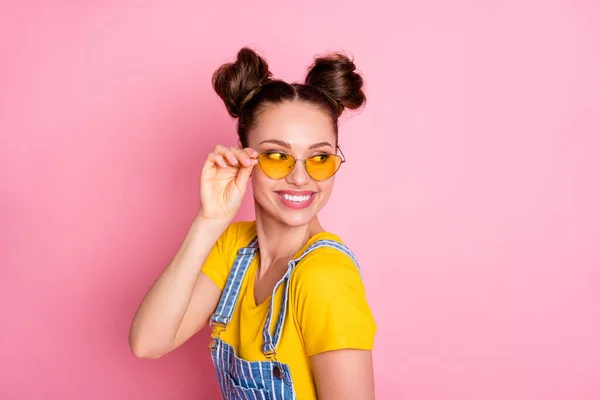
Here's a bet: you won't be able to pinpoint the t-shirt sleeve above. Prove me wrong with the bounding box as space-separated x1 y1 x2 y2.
201 221 252 290
291 250 377 357
200 228 231 291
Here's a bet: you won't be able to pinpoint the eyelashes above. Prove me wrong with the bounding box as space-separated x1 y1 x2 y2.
262 149 330 157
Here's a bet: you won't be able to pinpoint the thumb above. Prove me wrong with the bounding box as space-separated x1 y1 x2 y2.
235 163 256 192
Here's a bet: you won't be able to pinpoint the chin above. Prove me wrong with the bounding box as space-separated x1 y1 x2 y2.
276 210 316 228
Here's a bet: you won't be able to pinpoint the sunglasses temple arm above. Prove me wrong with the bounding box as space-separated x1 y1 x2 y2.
337 145 346 162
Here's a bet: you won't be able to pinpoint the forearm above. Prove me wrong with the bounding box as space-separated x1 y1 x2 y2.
129 215 227 357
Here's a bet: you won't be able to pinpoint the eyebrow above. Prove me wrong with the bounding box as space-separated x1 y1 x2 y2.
259 139 334 149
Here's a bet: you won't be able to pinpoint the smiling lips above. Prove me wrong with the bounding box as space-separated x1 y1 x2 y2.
275 190 316 209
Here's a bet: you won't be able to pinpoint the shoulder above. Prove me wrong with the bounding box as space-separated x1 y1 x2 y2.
290 237 365 296
224 219 256 240
219 220 256 255
201 220 257 290
288 236 377 355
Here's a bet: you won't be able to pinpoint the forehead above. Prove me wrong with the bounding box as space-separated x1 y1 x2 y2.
248 101 335 148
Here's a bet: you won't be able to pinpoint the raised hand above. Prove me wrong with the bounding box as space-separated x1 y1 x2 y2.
198 145 258 222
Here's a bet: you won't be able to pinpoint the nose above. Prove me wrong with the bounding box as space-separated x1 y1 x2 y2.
285 159 310 186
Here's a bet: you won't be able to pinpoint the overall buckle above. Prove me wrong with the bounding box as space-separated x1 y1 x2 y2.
209 322 226 350
264 348 277 360
264 348 284 379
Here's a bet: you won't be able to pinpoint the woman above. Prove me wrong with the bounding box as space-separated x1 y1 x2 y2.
129 47 377 399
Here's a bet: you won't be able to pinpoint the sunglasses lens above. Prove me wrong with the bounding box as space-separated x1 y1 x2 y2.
257 152 294 179
306 154 343 181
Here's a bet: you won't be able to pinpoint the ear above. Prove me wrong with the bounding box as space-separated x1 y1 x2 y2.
237 139 243 149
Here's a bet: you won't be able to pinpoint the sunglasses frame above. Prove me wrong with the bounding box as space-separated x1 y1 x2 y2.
256 146 346 181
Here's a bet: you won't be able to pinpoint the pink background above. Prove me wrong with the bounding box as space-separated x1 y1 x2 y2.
1 1 599 399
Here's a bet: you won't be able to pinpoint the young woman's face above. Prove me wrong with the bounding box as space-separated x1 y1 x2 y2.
246 101 338 228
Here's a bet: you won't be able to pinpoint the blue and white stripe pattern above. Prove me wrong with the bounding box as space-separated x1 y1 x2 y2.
211 237 259 326
209 237 360 400
211 340 295 400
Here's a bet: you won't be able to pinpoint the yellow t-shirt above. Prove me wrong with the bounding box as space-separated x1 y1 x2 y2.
201 221 377 400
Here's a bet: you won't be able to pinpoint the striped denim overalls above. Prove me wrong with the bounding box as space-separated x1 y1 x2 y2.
208 236 361 400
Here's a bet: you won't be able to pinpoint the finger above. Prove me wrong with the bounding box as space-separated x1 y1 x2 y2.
207 153 227 168
241 147 259 160
223 150 239 166
230 147 255 167
235 161 256 191
213 145 239 166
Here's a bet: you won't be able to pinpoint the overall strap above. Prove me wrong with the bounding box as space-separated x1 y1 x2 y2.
261 239 361 358
210 237 259 327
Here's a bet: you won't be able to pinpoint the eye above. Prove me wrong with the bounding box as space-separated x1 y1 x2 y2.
265 152 289 161
310 154 330 163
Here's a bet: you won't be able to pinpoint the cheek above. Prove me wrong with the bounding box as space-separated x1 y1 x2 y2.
317 179 335 196
251 170 272 194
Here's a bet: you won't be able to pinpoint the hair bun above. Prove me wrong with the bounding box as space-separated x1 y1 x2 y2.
212 47 273 118
305 52 366 117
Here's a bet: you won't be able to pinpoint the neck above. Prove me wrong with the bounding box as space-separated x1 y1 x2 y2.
254 203 323 268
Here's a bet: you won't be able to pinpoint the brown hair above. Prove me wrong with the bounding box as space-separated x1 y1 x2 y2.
212 47 366 147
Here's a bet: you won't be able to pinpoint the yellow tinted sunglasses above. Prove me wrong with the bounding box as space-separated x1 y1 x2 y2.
256 147 345 181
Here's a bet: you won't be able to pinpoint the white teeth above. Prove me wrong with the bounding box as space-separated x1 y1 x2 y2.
282 194 311 202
